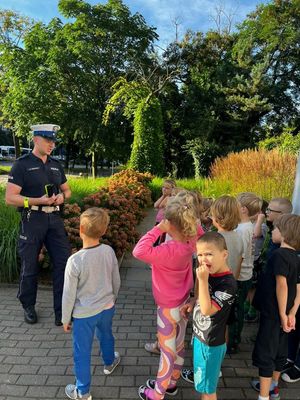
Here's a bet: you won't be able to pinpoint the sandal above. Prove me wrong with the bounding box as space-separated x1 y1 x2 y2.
144 341 160 355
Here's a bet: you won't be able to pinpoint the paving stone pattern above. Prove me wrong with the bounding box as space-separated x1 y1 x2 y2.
0 209 299 399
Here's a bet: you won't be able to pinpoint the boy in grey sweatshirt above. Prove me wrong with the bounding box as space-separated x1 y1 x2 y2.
62 207 121 400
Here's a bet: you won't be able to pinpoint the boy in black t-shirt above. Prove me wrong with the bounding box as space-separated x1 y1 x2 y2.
182 232 237 400
251 214 300 400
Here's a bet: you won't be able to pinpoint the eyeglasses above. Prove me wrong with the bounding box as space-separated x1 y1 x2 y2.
266 207 282 214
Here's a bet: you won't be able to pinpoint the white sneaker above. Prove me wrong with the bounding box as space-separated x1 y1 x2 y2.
65 384 92 399
103 351 121 375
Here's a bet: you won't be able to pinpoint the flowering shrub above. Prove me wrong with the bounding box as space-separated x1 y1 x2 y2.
63 170 153 259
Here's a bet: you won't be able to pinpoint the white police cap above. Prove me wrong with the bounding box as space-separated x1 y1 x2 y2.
31 124 60 141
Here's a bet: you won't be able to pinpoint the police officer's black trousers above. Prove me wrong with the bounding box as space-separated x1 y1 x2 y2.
17 211 71 317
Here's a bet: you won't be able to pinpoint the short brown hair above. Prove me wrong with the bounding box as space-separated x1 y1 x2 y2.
211 195 241 231
237 192 262 217
197 231 228 251
274 214 300 250
80 207 110 238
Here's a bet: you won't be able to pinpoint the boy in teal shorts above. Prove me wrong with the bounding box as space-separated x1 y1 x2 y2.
191 232 237 399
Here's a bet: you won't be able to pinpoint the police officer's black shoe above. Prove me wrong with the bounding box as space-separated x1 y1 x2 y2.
24 306 37 324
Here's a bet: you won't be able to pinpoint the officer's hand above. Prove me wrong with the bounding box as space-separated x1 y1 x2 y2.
63 323 72 333
54 193 65 206
39 194 56 205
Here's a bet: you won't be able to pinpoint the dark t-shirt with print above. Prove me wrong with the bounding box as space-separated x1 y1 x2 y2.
254 247 300 319
193 272 237 346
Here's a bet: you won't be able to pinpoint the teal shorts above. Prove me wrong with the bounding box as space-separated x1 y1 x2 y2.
193 336 226 394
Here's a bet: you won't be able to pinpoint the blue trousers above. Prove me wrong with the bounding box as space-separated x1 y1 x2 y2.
73 307 115 395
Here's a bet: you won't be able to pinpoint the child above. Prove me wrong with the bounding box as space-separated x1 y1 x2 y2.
227 192 262 354
187 232 237 400
264 197 293 260
144 190 204 356
244 201 269 322
62 207 121 400
251 214 300 400
200 197 214 232
211 195 243 279
133 193 199 400
154 179 176 225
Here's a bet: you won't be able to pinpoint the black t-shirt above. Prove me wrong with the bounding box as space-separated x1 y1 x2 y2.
255 247 300 319
193 272 237 346
8 153 67 201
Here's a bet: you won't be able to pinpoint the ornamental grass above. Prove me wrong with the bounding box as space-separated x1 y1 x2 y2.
210 148 296 200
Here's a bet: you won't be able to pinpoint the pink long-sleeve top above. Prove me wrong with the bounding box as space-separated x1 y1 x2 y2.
133 225 204 308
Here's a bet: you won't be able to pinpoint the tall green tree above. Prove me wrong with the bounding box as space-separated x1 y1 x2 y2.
103 78 165 175
0 0 157 174
233 0 300 134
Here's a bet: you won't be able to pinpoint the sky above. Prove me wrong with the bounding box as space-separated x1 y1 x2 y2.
4 0 270 47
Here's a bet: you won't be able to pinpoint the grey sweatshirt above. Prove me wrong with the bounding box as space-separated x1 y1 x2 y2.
62 244 121 324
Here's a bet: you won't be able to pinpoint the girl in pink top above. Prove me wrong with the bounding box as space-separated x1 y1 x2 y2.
133 193 202 400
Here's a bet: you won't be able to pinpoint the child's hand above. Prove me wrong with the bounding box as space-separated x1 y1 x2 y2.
196 264 210 281
280 315 292 333
180 299 196 319
287 313 296 330
63 322 72 333
157 219 171 233
257 213 265 223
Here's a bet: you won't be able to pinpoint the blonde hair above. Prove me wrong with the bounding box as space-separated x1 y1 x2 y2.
165 192 197 238
236 192 262 217
80 207 110 238
171 186 185 196
174 190 202 219
274 214 300 250
271 197 293 214
211 195 241 231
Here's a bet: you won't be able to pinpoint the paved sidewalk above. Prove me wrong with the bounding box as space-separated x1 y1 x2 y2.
0 209 299 399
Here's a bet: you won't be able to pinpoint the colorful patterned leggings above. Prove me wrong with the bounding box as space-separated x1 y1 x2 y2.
155 302 188 397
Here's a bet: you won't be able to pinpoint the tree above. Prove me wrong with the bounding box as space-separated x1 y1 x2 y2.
0 0 158 175
0 9 34 157
103 78 165 175
232 0 300 134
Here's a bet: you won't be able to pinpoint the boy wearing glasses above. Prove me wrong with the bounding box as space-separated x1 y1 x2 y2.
264 198 293 260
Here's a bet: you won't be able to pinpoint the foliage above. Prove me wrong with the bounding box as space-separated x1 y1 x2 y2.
183 139 222 178
67 177 108 205
210 148 297 200
232 0 300 133
0 0 158 174
129 97 164 175
258 127 300 155
0 186 20 283
63 169 153 258
104 78 165 175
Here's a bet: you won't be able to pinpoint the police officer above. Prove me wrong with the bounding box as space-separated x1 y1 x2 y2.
5 124 71 326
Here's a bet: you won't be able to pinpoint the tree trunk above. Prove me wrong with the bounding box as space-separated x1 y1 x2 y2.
91 151 98 178
64 141 70 170
12 132 21 159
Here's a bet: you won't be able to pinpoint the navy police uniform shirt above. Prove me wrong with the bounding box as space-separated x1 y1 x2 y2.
8 152 67 201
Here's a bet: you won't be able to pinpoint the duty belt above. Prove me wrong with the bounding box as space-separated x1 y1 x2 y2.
30 205 60 213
